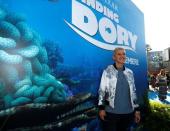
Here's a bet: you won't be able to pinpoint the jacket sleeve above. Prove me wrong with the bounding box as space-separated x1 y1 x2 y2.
98 70 108 110
131 71 140 111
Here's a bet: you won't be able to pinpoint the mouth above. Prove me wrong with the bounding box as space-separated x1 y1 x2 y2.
119 58 126 62
0 93 97 131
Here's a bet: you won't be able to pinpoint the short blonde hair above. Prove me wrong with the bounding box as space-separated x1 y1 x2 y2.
113 47 125 56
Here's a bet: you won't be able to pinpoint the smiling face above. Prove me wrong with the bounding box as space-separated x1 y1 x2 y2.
113 48 126 66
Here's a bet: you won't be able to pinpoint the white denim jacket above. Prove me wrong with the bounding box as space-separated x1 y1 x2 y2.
98 64 139 110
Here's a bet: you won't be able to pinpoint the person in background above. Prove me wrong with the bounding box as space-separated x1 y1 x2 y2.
150 74 157 90
98 47 140 131
156 69 168 101
147 71 151 88
166 72 170 91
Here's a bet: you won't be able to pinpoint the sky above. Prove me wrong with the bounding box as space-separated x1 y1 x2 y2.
131 0 170 51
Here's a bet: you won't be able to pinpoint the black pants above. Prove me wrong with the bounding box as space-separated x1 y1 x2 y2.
100 112 134 131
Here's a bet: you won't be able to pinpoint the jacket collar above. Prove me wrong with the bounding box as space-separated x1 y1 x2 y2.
113 63 125 71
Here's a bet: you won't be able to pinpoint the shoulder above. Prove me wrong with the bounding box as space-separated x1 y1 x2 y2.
125 67 133 74
105 65 115 73
102 65 117 78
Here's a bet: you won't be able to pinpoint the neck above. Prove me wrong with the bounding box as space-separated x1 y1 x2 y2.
115 63 124 69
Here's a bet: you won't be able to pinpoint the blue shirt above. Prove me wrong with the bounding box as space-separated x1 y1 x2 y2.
105 68 133 114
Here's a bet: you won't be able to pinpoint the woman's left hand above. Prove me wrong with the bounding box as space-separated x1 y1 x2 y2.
134 111 141 123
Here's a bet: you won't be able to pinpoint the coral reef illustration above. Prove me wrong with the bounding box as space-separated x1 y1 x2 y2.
43 40 64 69
0 7 97 131
0 7 66 108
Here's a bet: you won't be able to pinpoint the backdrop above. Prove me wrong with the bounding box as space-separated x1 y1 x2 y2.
0 0 147 130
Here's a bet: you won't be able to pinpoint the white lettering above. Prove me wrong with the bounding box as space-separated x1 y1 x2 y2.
86 0 95 9
117 25 129 46
66 0 138 51
99 17 117 43
128 31 138 50
72 0 98 36
82 0 119 23
96 1 103 13
126 57 139 65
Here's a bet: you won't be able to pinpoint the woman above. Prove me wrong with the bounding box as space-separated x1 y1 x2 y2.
98 48 140 131
156 69 168 101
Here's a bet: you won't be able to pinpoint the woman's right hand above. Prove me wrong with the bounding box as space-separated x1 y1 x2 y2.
99 110 106 120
